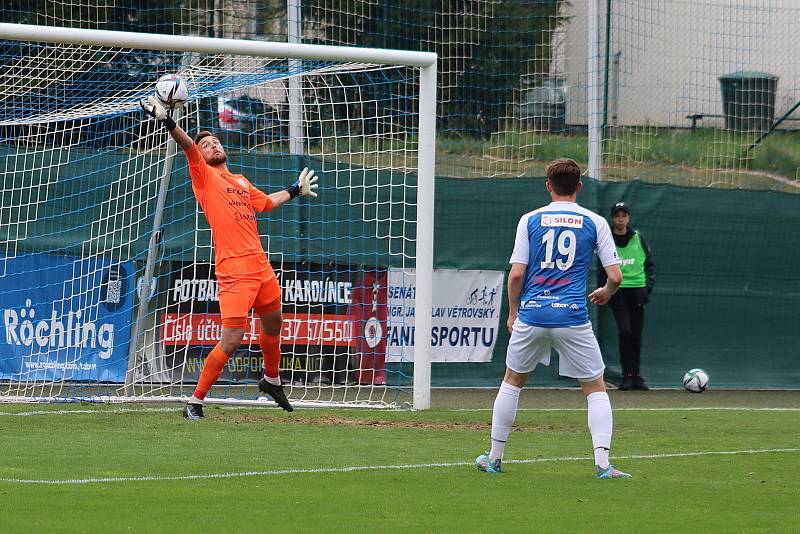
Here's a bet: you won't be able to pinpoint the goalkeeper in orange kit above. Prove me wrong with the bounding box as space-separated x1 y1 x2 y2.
140 95 318 419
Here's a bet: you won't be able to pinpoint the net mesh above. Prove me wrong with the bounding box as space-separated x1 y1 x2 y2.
4 1 799 188
595 0 800 190
0 38 421 406
2 1 800 394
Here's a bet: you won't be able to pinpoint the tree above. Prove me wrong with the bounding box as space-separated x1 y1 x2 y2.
304 0 565 137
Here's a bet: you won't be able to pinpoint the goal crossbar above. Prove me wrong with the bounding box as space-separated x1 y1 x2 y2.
0 23 437 68
0 23 437 410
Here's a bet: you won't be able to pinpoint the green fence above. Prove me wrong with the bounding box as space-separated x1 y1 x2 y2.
435 177 800 389
7 145 799 388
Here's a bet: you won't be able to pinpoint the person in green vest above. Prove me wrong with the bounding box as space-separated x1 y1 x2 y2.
602 202 655 391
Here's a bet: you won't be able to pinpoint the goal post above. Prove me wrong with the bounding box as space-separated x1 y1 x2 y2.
0 23 436 409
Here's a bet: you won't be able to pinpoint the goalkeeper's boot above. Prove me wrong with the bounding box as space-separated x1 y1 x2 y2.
475 453 502 473
258 377 294 412
594 464 632 479
183 402 204 420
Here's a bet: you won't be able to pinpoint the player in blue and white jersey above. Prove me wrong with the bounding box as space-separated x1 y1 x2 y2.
475 158 632 479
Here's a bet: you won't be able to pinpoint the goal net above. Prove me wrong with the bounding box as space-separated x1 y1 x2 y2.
0 25 436 408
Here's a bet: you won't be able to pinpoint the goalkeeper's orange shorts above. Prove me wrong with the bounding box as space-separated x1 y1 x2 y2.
216 254 282 327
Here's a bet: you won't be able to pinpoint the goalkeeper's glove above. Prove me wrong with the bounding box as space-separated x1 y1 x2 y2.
284 168 319 199
139 95 177 131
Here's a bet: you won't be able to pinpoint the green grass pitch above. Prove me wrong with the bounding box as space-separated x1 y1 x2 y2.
1 390 798 533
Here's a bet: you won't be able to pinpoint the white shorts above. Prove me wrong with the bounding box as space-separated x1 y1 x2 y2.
505 320 605 381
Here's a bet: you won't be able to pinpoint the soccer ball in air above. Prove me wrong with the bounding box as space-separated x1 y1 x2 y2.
154 74 189 109
683 368 709 393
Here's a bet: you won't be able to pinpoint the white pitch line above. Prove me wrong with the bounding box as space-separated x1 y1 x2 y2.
1 448 797 485
0 407 178 417
1 406 799 417
459 407 800 412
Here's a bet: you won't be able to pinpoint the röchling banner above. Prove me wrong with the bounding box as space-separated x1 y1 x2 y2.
0 253 135 382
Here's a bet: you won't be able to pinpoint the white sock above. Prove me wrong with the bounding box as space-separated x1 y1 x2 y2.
189 395 203 405
264 374 281 386
594 447 610 469
587 391 613 468
489 381 521 461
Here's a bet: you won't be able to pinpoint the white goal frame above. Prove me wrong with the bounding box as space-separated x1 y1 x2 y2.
0 23 437 410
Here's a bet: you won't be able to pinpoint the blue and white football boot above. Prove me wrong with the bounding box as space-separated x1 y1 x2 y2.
475 453 502 473
594 464 632 479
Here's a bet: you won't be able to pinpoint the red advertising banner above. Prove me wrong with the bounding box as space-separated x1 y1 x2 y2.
348 269 388 385
160 260 380 385
162 312 354 347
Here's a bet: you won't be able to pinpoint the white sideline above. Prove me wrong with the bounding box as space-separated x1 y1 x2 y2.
1 406 799 417
463 407 800 412
0 448 797 485
0 407 178 417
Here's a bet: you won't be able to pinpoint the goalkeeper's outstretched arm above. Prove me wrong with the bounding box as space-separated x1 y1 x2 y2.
139 96 193 150
266 167 319 209
139 95 318 207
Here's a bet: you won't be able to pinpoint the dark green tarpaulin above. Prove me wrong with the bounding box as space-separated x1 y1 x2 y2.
435 177 800 389
5 144 798 388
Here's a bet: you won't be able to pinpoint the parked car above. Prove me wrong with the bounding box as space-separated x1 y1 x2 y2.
217 95 286 148
519 77 567 131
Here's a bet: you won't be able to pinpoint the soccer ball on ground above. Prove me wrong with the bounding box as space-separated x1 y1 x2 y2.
154 74 189 109
683 368 709 393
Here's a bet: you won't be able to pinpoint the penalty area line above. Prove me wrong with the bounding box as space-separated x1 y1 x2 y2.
1 448 798 485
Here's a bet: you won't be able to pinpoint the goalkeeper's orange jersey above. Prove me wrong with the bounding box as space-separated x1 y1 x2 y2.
185 144 274 277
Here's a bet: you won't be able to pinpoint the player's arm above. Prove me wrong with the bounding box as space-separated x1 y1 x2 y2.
589 264 621 305
139 96 193 150
264 168 319 210
140 96 209 187
597 257 609 287
640 232 655 294
506 214 530 333
506 263 526 333
589 218 622 305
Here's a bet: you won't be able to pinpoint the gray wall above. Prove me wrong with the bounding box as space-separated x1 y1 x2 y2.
559 0 800 129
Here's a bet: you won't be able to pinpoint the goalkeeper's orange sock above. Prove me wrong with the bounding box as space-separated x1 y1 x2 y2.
192 346 229 401
259 332 282 385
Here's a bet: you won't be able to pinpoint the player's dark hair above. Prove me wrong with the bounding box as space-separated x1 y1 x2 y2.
194 130 216 145
546 158 581 195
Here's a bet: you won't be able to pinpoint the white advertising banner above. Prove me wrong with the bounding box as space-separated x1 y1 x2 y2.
386 269 504 363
